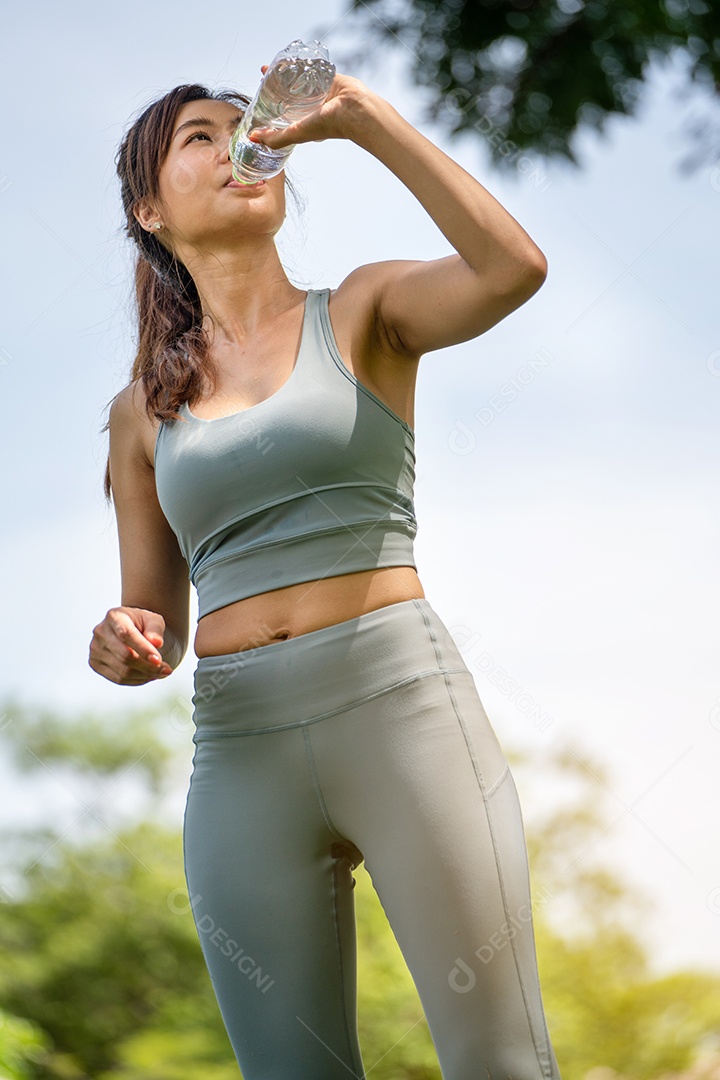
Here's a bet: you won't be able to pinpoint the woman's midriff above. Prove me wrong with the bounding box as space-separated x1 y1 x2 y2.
193 566 425 658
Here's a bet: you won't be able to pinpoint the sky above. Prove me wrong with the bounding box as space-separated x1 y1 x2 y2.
1 1 719 981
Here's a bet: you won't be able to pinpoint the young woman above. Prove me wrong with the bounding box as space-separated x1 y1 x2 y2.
89 66 560 1080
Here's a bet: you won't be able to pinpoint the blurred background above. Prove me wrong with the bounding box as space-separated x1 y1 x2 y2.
1 0 719 1076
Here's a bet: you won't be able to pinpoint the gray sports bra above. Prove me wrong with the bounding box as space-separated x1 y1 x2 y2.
154 288 418 620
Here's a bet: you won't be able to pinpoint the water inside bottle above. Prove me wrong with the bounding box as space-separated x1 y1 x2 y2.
229 40 335 183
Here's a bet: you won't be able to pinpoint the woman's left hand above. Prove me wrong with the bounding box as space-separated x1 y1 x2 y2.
248 67 376 148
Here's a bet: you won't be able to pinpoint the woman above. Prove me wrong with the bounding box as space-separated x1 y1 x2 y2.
89 65 560 1080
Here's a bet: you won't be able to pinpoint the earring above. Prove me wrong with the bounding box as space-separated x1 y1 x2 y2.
151 222 163 231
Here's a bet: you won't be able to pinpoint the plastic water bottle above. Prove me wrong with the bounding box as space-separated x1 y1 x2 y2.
229 39 336 185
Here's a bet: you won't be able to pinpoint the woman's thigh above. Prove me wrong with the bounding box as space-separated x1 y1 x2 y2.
183 725 366 1079
305 609 561 1080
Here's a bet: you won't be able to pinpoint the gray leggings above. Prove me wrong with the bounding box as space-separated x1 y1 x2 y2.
183 597 562 1080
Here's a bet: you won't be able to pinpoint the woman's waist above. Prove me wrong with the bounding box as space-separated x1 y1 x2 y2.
193 566 425 658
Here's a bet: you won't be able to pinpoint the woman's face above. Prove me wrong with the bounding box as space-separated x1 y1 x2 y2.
140 97 287 251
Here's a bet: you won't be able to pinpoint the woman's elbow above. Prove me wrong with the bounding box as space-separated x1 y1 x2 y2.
513 250 548 298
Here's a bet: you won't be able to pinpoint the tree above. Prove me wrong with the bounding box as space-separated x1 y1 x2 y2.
328 0 720 173
0 699 234 1080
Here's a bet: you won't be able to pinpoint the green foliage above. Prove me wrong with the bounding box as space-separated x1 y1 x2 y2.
534 922 720 1079
0 697 178 796
354 866 440 1078
0 822 234 1079
0 1009 50 1080
336 0 720 172
95 1028 242 1080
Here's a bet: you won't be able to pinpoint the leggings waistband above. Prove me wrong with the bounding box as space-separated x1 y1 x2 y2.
191 597 471 738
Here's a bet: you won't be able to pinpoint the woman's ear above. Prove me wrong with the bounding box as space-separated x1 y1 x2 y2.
133 198 160 232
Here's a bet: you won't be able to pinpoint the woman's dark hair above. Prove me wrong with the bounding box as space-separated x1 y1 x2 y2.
102 83 301 500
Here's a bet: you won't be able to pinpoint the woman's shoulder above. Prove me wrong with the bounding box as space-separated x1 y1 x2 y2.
333 260 419 303
329 260 423 363
109 377 160 468
338 260 423 286
331 259 425 345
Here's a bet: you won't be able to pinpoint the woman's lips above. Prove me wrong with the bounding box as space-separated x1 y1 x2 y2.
225 178 265 189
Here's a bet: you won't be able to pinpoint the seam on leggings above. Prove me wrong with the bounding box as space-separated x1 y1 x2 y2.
331 855 366 1079
414 603 489 794
415 602 556 1080
302 729 365 1076
302 726 347 842
484 761 510 799
487 770 557 1079
192 667 471 739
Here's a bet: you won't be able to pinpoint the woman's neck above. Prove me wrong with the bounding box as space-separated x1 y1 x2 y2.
184 240 303 346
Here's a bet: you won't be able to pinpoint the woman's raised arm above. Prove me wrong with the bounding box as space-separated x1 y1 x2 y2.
251 72 548 359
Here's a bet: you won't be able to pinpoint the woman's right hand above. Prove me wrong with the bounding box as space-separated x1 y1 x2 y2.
89 606 174 685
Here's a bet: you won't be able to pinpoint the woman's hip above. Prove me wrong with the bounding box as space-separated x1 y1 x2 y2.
190 597 474 740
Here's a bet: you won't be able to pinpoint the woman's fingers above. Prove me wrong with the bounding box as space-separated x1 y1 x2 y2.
92 652 164 686
91 638 173 683
89 608 173 683
249 74 368 148
108 610 163 664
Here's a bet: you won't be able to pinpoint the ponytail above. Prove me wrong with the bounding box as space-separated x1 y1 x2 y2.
102 84 247 501
129 230 215 422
